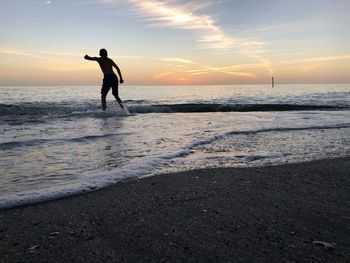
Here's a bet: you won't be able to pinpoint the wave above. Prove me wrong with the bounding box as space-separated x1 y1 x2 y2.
1 123 349 151
0 132 133 151
127 103 348 113
1 122 350 210
0 102 97 117
0 102 347 119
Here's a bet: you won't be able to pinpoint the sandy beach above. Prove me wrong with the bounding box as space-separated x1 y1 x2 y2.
1 157 349 262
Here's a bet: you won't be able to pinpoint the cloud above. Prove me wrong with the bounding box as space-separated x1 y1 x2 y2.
152 71 176 80
186 64 258 78
185 54 350 78
95 0 277 76
0 46 82 60
162 58 196 64
0 47 49 60
97 0 235 50
300 55 350 63
267 54 350 68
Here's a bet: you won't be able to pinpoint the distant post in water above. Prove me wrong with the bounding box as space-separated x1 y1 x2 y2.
272 76 275 88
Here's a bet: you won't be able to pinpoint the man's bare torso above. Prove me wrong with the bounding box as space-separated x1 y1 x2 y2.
97 57 115 75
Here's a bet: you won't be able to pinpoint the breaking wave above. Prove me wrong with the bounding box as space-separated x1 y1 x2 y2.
0 102 347 119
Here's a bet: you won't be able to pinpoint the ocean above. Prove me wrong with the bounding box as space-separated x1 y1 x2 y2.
0 84 349 209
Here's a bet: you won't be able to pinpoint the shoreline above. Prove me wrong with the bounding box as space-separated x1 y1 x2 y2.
1 157 350 262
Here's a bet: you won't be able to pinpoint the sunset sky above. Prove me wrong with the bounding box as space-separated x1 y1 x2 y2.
0 0 349 86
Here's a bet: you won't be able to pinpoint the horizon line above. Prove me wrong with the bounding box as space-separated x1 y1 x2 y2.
1 82 349 87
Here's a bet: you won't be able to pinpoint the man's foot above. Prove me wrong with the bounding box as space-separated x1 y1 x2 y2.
119 103 125 109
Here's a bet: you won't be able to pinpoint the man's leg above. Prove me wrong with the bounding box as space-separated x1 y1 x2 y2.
100 81 110 111
114 95 124 109
112 86 124 109
101 94 107 111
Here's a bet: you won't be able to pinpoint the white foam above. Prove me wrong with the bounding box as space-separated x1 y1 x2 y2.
115 104 130 116
1 122 349 210
0 149 186 210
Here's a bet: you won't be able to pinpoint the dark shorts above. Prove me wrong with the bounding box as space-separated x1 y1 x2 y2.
101 74 119 96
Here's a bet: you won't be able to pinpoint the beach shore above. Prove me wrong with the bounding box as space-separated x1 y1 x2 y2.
1 157 349 262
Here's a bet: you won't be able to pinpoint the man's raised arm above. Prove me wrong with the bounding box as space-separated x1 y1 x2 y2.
84 55 98 61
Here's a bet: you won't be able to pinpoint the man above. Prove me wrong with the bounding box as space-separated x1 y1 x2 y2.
84 49 124 110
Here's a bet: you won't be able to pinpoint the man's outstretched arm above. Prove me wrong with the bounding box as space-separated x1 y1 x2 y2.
84 55 98 61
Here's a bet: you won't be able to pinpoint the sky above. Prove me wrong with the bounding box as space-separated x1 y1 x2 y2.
0 0 349 86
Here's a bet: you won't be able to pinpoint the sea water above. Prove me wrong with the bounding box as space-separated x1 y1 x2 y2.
0 84 349 209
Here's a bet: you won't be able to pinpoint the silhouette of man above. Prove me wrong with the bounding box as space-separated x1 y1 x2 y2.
84 49 124 110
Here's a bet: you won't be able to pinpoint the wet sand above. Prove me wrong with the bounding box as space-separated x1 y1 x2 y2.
1 157 350 262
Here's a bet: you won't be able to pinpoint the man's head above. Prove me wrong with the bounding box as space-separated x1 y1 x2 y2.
99 48 108 57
